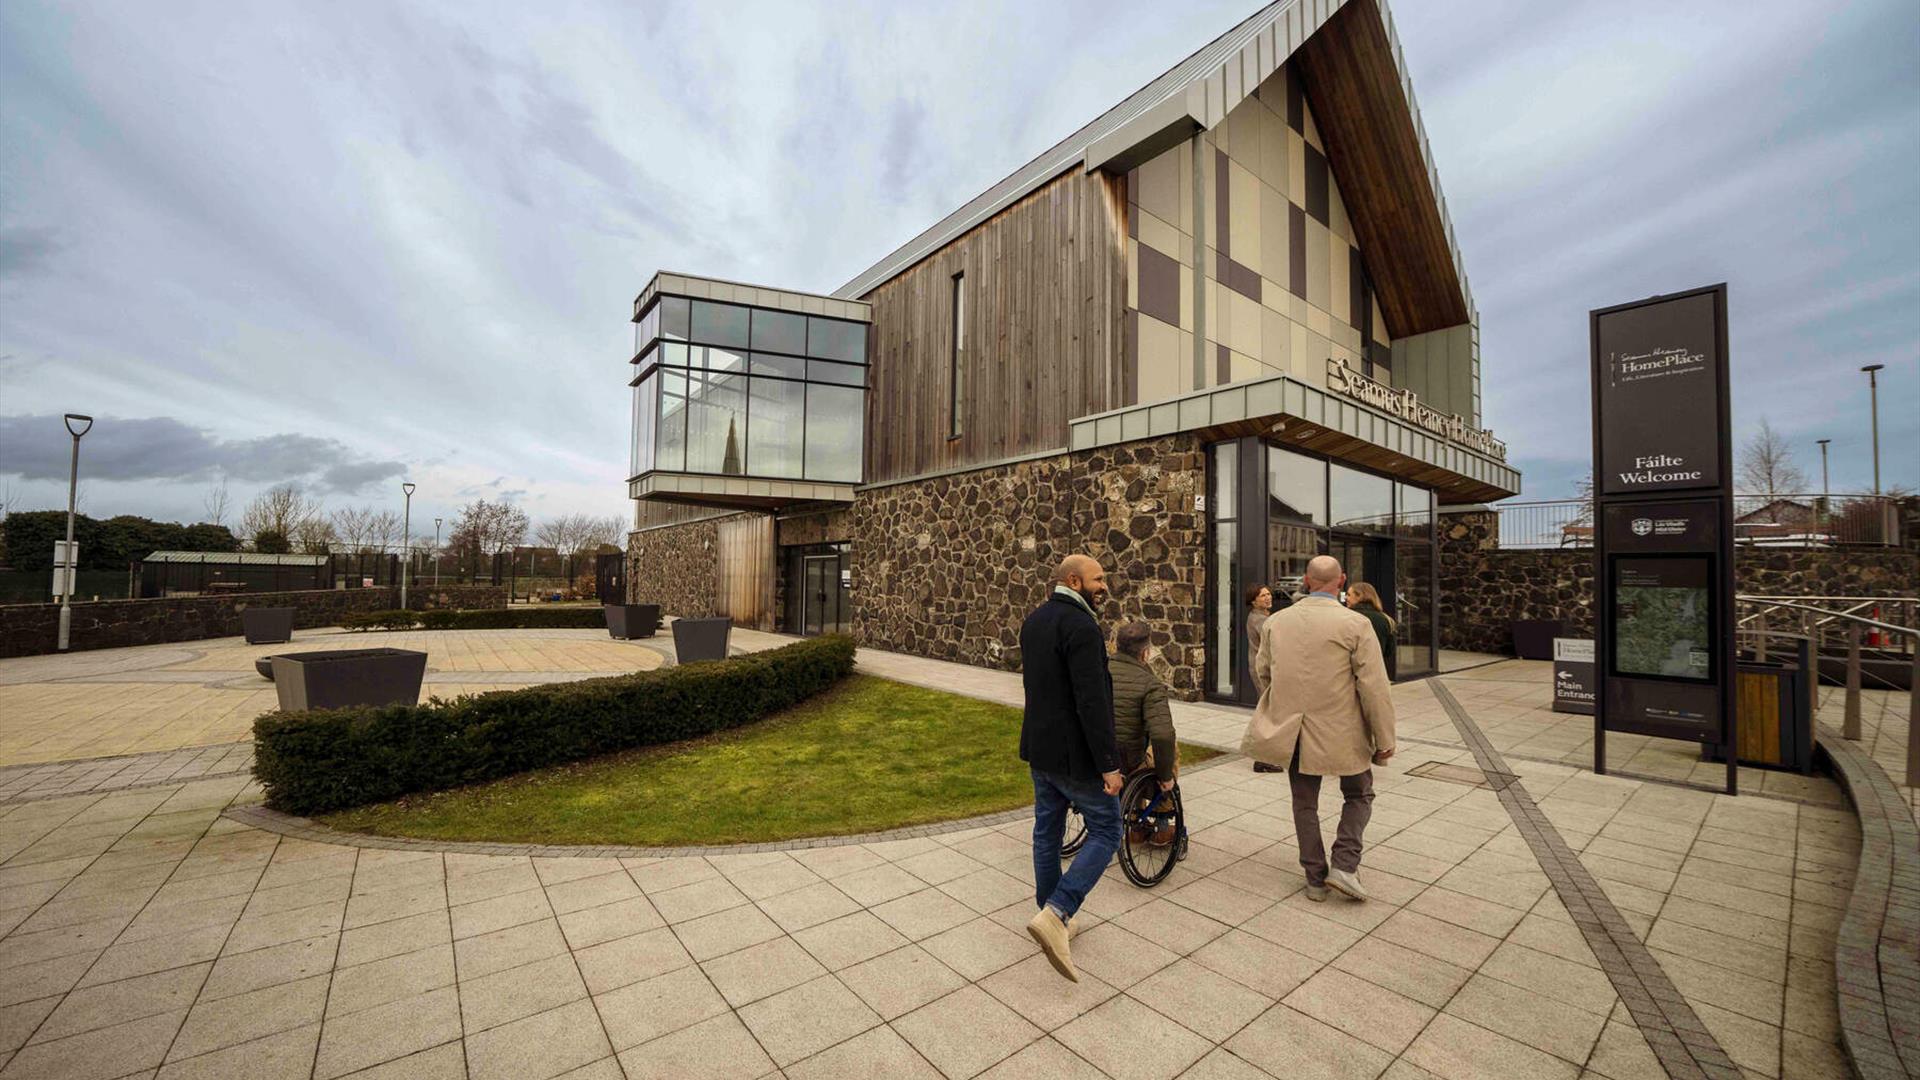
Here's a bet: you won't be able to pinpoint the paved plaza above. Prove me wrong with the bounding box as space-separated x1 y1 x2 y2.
0 630 1911 1079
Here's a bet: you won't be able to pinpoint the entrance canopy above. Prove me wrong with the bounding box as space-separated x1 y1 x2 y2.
1069 368 1519 504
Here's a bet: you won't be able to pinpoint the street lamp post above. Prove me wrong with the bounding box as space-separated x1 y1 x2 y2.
399 482 416 612
433 517 443 586
1817 438 1831 540
1861 364 1884 494
56 414 93 651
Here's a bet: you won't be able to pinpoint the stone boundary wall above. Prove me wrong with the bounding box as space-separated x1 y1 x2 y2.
625 516 724 619
1438 509 1920 654
852 435 1208 698
0 589 398 659
404 585 507 611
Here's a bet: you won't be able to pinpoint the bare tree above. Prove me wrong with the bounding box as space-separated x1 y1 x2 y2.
201 478 231 528
367 509 404 551
532 514 583 556
1738 418 1808 503
241 484 323 549
292 516 337 554
330 507 375 552
579 514 626 553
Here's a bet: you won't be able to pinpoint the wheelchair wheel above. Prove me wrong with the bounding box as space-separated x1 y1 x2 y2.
1059 804 1088 856
1117 771 1183 887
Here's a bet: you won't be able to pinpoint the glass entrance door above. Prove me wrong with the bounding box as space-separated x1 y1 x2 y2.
801 555 843 636
1331 534 1397 679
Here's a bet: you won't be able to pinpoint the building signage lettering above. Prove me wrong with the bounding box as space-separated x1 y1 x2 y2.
1592 291 1722 495
1324 358 1507 461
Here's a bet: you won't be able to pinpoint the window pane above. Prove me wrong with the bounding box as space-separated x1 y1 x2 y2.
656 371 688 472
1266 521 1317 599
691 300 750 349
1329 463 1394 533
1396 483 1432 540
691 345 746 372
685 370 747 475
807 318 866 363
807 359 866 386
1211 442 1238 520
804 384 863 482
1267 446 1326 524
750 352 806 379
656 342 689 369
659 297 690 341
751 309 807 355
746 377 804 478
634 304 659 357
1396 539 1434 676
1213 521 1239 695
632 374 656 477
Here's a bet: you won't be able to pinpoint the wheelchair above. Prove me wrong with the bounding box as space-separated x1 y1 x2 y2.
1057 767 1187 888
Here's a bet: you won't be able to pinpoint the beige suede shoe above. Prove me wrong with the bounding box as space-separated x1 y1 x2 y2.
1027 907 1078 982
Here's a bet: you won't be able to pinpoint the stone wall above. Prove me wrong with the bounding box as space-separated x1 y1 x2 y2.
0 589 400 659
1438 509 1920 654
852 435 1209 697
404 585 507 611
625 516 723 618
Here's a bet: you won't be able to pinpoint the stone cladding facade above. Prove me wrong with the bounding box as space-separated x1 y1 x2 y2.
1438 509 1920 654
851 435 1208 698
625 516 722 619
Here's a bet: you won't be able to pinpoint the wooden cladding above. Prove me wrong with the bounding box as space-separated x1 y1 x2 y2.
861 169 1128 484
1294 0 1469 337
715 515 774 631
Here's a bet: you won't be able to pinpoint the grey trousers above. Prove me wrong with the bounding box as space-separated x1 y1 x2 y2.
1288 745 1374 886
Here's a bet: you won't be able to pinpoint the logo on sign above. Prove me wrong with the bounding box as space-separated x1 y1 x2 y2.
1631 519 1653 536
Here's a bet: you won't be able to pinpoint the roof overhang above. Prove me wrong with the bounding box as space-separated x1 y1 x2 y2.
629 472 859 512
1068 373 1519 504
837 0 1473 339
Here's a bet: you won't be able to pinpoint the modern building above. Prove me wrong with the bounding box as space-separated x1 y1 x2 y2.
625 0 1520 703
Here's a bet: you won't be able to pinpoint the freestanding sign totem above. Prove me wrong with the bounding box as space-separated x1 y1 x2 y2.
1589 284 1737 794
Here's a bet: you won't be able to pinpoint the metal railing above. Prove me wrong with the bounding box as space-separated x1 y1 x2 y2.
1495 493 1904 549
1736 594 1918 786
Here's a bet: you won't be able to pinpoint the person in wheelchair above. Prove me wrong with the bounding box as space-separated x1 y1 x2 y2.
1109 621 1179 846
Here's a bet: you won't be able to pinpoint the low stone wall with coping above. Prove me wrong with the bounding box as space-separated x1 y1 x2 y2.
0 589 398 659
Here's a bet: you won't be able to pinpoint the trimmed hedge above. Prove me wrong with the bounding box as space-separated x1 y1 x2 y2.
342 607 607 631
253 634 856 814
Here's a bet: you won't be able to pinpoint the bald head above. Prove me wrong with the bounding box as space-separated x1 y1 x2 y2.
1053 554 1109 606
1304 555 1344 592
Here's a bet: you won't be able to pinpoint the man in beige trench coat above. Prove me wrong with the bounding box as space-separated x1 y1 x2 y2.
1243 555 1396 901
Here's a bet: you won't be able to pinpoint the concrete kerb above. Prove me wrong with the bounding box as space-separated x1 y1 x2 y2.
1811 726 1920 1080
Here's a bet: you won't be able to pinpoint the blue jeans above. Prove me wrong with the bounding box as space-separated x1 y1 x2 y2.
1031 767 1120 919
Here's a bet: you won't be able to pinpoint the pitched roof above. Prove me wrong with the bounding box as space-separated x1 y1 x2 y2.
832 0 1469 327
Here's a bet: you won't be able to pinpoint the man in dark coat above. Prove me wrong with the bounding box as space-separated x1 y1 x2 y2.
1019 553 1122 983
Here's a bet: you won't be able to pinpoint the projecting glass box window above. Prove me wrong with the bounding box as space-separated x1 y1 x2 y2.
630 296 867 484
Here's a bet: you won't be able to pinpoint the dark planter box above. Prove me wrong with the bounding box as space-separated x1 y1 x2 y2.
241 608 295 645
270 649 427 712
605 604 661 640
672 617 732 664
1511 619 1563 660
255 657 275 680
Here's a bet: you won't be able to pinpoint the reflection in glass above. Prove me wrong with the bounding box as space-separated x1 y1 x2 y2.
1266 522 1318 598
656 371 688 472
807 318 866 363
804 384 863 482
807 359 866 387
659 297 690 341
1267 446 1326 523
750 353 806 379
1397 538 1434 676
631 375 656 477
1213 442 1237 514
1329 463 1394 533
1397 483 1432 540
747 377 804 478
685 370 747 475
1214 521 1239 696
751 309 806 355
691 301 750 349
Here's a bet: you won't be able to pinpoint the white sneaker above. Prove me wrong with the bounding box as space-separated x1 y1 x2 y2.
1027 908 1078 982
1326 868 1369 901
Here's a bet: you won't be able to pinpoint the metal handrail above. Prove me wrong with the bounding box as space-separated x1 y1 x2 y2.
1735 594 1918 787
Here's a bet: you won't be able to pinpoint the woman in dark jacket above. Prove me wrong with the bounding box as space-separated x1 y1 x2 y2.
1345 581 1397 680
1244 583 1274 658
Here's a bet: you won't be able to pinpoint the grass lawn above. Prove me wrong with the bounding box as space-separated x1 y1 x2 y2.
321 673 1224 847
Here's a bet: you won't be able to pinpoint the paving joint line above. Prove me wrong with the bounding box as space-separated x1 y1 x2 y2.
1428 678 1742 1080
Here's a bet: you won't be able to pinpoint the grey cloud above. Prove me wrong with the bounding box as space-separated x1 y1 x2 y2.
0 226 62 280
0 414 403 491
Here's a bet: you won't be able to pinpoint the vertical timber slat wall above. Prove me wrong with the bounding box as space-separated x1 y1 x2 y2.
862 169 1128 485
715 515 774 631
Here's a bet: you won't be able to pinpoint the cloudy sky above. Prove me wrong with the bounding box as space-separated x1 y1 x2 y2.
2 0 1915 536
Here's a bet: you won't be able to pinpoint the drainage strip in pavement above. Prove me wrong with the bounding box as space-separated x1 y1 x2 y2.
1429 679 1744 1080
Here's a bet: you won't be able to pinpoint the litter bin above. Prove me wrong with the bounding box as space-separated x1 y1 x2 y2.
1703 636 1814 773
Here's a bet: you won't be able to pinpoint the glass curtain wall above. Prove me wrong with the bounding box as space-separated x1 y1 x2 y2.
630 297 867 484
1208 437 1440 699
